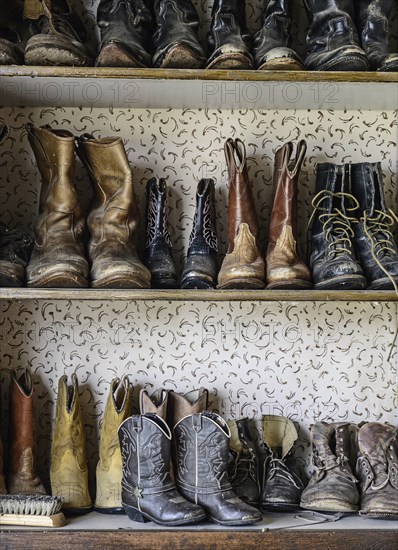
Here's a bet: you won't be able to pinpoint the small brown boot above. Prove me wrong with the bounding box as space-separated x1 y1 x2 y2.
139 389 169 420
168 388 209 428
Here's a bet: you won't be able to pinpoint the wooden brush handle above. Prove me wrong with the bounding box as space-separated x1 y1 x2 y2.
0 512 65 527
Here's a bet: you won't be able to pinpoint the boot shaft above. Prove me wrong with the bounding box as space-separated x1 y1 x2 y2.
262 415 298 459
350 162 387 216
187 179 218 256
169 388 208 428
208 0 251 49
139 389 169 420
357 422 397 466
145 178 173 248
9 369 35 471
311 422 352 467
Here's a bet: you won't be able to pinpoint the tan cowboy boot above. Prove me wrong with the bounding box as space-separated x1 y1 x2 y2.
168 388 209 428
139 388 169 421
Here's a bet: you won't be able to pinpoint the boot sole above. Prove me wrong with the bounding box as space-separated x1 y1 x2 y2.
0 40 24 65
180 278 216 290
367 277 398 290
63 505 93 515
301 500 358 513
258 58 304 71
157 43 205 69
91 275 151 289
217 278 265 290
96 43 147 68
266 279 312 290
209 515 262 526
307 48 368 72
25 36 91 66
94 505 125 515
28 272 88 288
359 509 398 519
123 503 206 526
150 278 179 290
314 274 367 290
206 53 253 70
261 502 300 512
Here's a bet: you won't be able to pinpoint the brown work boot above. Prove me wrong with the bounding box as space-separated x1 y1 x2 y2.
266 140 312 289
168 388 209 428
139 389 169 421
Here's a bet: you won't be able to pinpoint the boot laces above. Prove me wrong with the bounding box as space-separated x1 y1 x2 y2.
268 457 302 489
40 0 80 40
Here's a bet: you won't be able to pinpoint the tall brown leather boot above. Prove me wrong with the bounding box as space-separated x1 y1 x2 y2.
8 369 46 495
266 140 312 289
76 134 151 289
217 139 265 289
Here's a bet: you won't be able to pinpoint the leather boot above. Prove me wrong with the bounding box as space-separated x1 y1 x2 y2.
304 0 368 71
356 422 398 518
174 412 262 525
300 422 359 512
356 0 398 71
351 162 398 290
24 0 91 66
95 376 132 514
0 222 32 287
76 134 151 289
118 414 206 525
310 163 366 290
26 124 89 288
169 387 208 428
180 179 219 290
0 0 30 64
266 140 312 289
253 0 304 71
217 139 265 290
96 0 153 67
8 369 46 495
50 374 92 513
261 415 304 511
207 0 253 70
144 177 178 289
139 389 168 420
152 0 206 68
227 418 260 508
0 430 5 494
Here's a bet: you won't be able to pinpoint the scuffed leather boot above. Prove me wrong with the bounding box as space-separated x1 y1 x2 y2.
26 124 89 288
139 389 168 420
96 0 153 67
300 422 359 512
217 139 265 290
253 0 304 71
169 387 208 427
266 140 312 289
261 415 304 511
118 414 206 525
0 222 32 288
356 422 398 518
304 0 368 71
51 374 92 513
152 0 206 68
95 376 132 514
181 179 219 289
144 177 178 289
8 369 46 495
207 0 253 70
0 0 30 64
76 134 151 289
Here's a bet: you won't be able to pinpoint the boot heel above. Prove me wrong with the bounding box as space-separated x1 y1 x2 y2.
124 505 149 523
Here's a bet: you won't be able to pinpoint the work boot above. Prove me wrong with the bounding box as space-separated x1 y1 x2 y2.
351 162 398 290
139 389 169 420
26 124 89 288
266 140 312 289
253 0 304 71
304 0 368 71
217 139 265 290
76 134 151 289
96 0 153 67
356 422 398 518
261 415 304 511
207 0 253 70
0 222 32 288
50 374 92 514
180 179 219 289
0 0 30 64
152 0 206 68
310 163 366 290
144 177 178 289
118 414 206 525
95 376 132 514
8 369 46 495
168 387 209 428
356 0 398 71
300 422 359 512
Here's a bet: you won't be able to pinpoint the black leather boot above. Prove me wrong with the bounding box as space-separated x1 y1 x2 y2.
96 0 153 67
0 0 31 64
310 163 366 290
152 0 206 68
253 0 304 71
351 163 398 290
207 0 253 70
180 179 219 289
0 222 33 287
144 177 178 289
304 0 368 71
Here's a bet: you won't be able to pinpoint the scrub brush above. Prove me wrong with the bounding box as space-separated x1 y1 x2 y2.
0 495 65 527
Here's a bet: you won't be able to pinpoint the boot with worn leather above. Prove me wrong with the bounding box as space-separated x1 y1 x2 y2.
95 376 132 514
118 413 206 525
144 177 178 289
310 163 366 290
139 389 168 420
207 0 253 70
8 369 46 495
217 139 265 290
76 134 151 289
261 415 304 511
180 179 219 289
26 124 89 288
304 0 369 71
253 0 304 71
96 0 153 67
300 422 359 512
51 374 92 513
356 422 398 518
351 162 398 290
0 0 30 64
152 0 206 68
0 222 33 288
266 140 312 289
169 387 209 428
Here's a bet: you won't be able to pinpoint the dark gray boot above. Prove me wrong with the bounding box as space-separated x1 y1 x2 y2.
0 0 31 64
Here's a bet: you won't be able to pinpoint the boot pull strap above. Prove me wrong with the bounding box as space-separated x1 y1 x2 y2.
132 416 143 432
224 138 246 173
191 413 203 433
287 140 307 177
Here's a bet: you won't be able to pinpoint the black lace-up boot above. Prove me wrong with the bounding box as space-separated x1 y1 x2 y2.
0 0 31 64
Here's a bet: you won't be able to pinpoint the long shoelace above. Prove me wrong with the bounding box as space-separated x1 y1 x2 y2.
268 457 302 489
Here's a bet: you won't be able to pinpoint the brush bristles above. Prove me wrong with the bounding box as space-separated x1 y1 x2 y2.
0 495 64 516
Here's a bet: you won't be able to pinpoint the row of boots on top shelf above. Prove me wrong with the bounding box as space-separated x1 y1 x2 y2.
0 0 397 71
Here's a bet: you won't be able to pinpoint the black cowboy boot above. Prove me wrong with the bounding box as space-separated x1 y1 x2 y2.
253 0 304 71
207 0 253 70
0 0 31 64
